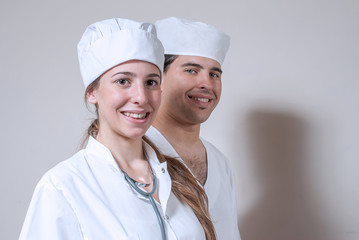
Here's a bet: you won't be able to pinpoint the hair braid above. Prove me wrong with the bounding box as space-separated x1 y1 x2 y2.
143 136 217 240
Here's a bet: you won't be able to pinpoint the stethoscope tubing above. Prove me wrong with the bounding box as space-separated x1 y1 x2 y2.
124 172 166 240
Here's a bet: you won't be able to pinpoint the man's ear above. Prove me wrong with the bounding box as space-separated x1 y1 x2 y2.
86 87 98 104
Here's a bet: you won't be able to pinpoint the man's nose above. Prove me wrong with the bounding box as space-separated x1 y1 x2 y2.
197 72 212 90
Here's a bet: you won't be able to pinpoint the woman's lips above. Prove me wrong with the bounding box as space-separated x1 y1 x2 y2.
121 112 149 119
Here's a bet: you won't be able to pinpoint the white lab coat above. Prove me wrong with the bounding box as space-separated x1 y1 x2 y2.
146 126 241 240
19 136 205 240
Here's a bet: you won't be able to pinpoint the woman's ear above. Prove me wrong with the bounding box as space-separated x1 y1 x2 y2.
86 87 98 104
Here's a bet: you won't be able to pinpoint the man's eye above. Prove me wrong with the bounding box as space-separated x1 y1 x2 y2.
210 72 219 78
185 69 196 74
146 80 158 86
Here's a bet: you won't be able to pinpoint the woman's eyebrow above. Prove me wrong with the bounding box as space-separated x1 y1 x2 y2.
111 72 135 78
147 73 161 78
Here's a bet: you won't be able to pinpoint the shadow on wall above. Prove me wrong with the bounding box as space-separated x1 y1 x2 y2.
238 108 334 240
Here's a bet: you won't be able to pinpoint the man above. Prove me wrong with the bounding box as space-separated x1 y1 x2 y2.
146 17 241 239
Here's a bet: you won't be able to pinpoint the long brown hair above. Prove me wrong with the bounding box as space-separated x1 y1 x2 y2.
82 78 217 240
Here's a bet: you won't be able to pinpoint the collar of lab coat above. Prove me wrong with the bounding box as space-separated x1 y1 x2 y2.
85 136 171 214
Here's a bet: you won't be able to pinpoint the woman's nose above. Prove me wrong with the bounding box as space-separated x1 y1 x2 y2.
131 83 148 105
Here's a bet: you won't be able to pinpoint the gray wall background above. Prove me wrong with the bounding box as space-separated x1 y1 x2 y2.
1 0 358 239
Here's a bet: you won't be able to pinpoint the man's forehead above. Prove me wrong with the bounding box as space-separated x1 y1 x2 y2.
175 55 222 70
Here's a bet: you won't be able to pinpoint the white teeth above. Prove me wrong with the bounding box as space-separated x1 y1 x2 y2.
192 97 210 102
123 112 147 119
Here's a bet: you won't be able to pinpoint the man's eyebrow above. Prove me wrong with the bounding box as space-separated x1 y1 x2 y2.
180 62 204 69
211 67 223 74
180 62 223 74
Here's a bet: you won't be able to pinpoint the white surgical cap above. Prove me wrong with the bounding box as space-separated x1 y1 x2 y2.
155 17 230 65
78 18 164 89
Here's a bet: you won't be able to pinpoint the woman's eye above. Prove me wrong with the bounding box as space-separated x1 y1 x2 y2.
146 79 158 86
116 79 129 85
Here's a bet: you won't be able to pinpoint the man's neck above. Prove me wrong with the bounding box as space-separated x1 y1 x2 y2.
153 113 208 185
153 112 201 146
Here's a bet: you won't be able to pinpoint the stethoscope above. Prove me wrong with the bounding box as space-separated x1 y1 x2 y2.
123 170 166 240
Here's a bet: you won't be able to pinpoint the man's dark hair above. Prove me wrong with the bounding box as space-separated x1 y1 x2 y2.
164 54 178 73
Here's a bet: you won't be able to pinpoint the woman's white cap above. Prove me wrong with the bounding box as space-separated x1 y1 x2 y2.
155 17 230 65
78 18 165 89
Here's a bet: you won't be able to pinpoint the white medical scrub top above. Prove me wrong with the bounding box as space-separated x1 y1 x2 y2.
19 136 205 240
146 126 241 240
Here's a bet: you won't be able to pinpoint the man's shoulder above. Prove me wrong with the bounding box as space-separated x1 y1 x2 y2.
200 137 235 179
200 137 228 160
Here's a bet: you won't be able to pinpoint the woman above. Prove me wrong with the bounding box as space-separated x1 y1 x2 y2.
19 18 216 240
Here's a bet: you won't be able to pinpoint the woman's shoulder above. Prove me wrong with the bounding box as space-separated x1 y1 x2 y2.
39 149 89 188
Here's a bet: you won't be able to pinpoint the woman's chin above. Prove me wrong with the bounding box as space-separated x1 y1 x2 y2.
122 128 149 140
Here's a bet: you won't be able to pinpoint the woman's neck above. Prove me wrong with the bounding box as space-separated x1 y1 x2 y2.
96 129 158 200
96 130 145 169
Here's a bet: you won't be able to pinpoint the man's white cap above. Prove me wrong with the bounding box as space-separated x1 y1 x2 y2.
78 18 164 89
155 17 230 65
